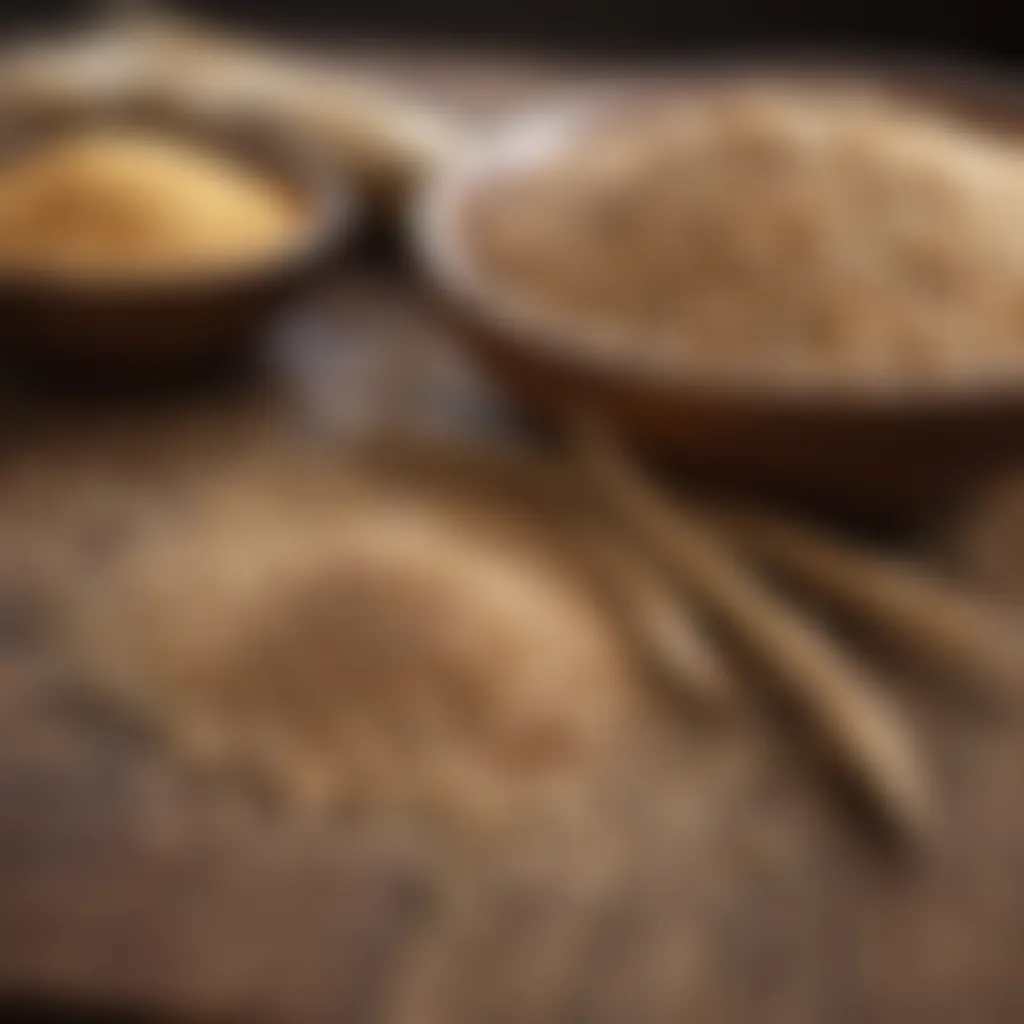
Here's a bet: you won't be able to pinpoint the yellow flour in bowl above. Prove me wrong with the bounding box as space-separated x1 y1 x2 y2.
0 127 302 280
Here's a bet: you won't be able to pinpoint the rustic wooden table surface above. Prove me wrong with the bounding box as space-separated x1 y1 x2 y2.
2 45 1024 1024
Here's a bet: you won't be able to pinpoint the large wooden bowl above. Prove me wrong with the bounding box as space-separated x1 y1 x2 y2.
415 62 1024 512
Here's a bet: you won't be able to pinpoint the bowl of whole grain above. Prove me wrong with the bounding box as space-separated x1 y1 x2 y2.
0 103 350 382
417 66 1024 506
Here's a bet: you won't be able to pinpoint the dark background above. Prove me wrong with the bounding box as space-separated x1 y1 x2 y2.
0 0 1020 63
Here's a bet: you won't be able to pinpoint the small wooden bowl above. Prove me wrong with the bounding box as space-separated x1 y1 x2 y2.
416 62 1024 512
0 105 352 385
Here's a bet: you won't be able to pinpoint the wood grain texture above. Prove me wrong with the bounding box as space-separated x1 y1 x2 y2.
1 49 1024 1023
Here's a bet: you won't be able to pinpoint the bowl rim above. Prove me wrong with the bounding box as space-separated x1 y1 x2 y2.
415 57 1024 412
0 105 355 300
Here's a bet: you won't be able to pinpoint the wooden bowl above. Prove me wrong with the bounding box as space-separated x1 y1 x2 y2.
0 104 352 385
415 62 1024 512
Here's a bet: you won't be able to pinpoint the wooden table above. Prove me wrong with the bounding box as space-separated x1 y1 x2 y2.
2 46 1024 1024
